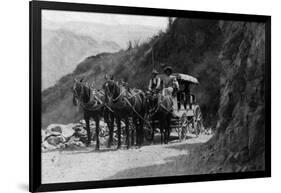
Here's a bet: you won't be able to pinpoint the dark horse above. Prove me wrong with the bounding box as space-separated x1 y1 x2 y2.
72 78 114 150
103 80 146 149
146 89 173 144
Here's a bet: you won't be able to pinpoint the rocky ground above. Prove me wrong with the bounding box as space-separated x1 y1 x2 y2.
41 119 127 151
41 110 263 184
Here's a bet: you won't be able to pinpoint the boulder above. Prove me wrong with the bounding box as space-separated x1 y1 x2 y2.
42 140 57 151
61 123 75 138
46 135 66 146
45 124 65 141
46 124 63 133
51 126 62 133
65 136 86 148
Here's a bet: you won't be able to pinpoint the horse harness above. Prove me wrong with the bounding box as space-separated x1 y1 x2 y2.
148 94 173 117
111 88 150 125
74 83 113 112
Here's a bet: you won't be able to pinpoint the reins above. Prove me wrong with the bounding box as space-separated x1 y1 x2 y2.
112 88 126 102
127 90 142 99
93 93 114 112
123 97 153 129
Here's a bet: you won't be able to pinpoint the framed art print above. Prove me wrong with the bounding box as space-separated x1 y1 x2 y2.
30 1 271 192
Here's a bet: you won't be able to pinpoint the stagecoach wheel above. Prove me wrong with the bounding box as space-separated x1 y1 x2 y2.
193 121 200 137
194 105 203 137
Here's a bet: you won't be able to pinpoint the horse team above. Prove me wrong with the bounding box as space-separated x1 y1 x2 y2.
72 78 174 150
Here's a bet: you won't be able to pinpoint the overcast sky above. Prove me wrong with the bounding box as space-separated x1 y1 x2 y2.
42 10 168 28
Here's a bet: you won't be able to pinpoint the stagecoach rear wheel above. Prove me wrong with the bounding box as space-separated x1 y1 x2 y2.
194 105 203 137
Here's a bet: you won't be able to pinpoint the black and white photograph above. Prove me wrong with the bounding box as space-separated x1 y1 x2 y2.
1 0 280 192
40 7 269 185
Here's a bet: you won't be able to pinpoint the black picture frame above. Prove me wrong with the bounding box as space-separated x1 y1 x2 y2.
30 0 271 192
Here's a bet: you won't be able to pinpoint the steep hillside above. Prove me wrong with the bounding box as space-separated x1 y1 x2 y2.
42 29 121 89
145 18 223 127
42 50 136 128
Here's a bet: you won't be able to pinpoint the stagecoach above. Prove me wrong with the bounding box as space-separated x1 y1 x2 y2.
144 73 204 141
171 73 204 140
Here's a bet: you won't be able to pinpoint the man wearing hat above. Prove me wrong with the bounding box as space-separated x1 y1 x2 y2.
148 69 161 92
162 66 179 96
161 65 179 117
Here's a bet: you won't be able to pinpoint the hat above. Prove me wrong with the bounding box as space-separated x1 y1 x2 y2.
152 69 159 74
164 66 173 73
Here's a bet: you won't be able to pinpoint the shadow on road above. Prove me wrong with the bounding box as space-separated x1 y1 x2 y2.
104 140 206 180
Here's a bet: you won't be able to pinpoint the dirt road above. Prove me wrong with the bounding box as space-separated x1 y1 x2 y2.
42 133 212 184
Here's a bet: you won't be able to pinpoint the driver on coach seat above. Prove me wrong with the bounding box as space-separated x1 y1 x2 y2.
148 69 161 93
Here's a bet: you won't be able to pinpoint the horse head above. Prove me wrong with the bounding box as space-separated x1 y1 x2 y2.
103 80 120 104
72 78 91 105
145 90 159 115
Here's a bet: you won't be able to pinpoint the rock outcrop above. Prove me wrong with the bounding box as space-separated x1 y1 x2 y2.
193 21 266 173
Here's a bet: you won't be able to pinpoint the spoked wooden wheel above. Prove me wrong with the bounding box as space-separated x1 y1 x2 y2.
194 105 203 137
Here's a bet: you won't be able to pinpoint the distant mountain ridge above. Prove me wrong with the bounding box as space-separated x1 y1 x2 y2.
43 19 164 48
42 19 164 90
42 28 121 90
